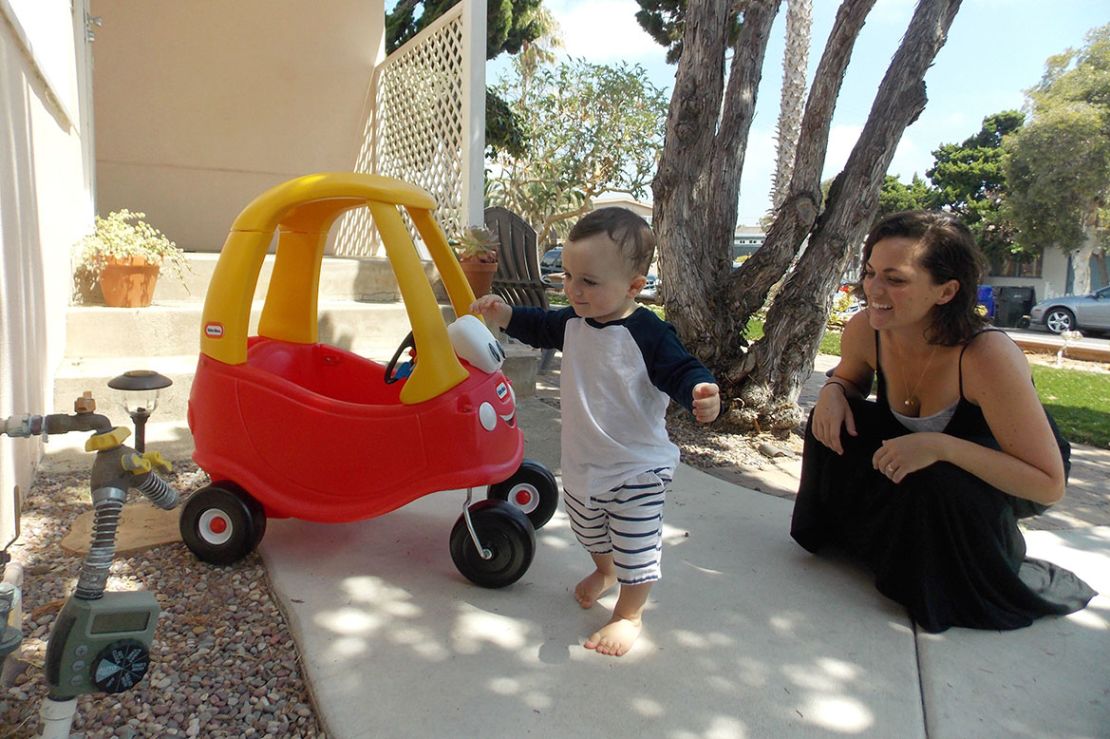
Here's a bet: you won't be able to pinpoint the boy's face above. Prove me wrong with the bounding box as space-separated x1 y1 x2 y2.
561 233 646 324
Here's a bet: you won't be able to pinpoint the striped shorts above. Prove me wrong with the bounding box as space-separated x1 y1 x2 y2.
563 466 673 585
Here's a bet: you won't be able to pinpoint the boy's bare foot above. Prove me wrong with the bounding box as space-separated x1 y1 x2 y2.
584 616 642 657
574 570 616 609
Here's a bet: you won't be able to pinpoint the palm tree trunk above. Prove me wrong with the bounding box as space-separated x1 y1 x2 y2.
770 0 813 212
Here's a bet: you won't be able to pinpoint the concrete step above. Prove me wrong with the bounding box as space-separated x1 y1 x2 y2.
65 300 440 358
89 252 436 304
54 342 542 422
54 354 201 421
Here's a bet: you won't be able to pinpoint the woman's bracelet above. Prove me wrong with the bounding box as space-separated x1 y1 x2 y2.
821 378 853 396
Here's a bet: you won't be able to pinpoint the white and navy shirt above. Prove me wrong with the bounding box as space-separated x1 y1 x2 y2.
506 306 716 496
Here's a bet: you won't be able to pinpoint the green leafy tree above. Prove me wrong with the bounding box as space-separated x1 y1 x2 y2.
877 174 936 218
386 0 547 156
486 57 669 247
387 0 545 57
1003 24 1110 292
927 110 1024 260
634 0 742 64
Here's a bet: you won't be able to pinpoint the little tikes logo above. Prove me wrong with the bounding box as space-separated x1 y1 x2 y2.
204 322 224 338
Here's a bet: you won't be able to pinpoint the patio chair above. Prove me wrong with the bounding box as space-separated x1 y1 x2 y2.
484 206 555 371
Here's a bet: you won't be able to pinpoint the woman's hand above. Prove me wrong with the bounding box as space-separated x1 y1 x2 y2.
872 433 946 483
812 382 857 455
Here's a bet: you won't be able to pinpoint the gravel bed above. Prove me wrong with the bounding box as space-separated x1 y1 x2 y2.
1 462 325 739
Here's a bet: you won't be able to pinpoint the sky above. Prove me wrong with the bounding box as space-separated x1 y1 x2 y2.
487 0 1108 225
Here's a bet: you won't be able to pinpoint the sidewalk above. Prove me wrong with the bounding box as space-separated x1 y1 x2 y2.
258 364 1109 738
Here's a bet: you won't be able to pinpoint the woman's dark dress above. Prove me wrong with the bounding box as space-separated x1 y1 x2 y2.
790 331 1096 633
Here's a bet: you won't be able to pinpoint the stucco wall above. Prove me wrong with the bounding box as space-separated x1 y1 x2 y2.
0 0 95 545
987 248 1071 304
91 0 386 253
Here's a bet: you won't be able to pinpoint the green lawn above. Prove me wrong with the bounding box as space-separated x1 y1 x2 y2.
745 318 843 356
1032 365 1110 448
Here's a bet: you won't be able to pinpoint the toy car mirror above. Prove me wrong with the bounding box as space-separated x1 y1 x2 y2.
447 315 506 374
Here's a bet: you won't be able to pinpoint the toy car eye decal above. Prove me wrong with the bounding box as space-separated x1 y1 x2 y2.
496 383 508 399
487 341 506 365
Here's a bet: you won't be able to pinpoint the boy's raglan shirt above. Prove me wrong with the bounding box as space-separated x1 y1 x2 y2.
506 306 715 497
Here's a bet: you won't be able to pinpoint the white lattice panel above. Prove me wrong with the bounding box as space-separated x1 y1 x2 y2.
336 5 466 257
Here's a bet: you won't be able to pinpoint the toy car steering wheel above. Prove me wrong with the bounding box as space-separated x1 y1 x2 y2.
384 331 416 384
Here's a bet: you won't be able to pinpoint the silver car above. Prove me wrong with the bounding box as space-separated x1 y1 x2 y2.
1028 286 1110 335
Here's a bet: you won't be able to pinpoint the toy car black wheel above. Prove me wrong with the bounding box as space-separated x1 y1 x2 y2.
487 459 559 530
180 483 266 565
1044 307 1075 334
450 500 535 588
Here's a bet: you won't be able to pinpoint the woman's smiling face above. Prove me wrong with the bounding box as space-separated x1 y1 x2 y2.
863 236 957 331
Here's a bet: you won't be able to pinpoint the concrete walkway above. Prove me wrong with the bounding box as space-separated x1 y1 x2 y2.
259 392 1108 738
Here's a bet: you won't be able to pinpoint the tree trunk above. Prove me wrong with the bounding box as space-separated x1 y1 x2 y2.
725 0 876 327
1094 249 1109 289
1070 237 1095 296
770 0 813 212
738 0 963 430
653 0 782 369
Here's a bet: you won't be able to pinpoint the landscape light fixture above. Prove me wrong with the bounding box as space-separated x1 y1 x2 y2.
107 370 173 452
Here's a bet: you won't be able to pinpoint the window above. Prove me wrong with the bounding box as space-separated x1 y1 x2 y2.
988 252 1042 278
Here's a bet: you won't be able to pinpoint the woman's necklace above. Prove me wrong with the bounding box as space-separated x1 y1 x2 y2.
891 339 938 413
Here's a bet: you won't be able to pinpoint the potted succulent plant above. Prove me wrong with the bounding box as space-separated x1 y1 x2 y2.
453 225 500 297
74 210 189 307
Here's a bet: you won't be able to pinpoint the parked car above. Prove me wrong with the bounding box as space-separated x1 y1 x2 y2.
540 246 562 287
1027 286 1110 335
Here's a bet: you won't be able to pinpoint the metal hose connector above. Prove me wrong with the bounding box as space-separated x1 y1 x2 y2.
135 473 178 510
75 486 127 600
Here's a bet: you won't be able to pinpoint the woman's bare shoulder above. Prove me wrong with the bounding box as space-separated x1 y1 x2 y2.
961 329 1026 367
841 312 875 358
961 330 1032 396
835 311 876 382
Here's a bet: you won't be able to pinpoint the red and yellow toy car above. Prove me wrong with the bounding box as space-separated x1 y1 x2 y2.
181 173 557 587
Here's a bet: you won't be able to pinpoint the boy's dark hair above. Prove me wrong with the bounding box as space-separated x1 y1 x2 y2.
855 210 988 346
568 207 655 275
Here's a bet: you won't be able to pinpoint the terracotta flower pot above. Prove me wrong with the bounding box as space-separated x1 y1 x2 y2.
460 260 498 298
98 256 161 307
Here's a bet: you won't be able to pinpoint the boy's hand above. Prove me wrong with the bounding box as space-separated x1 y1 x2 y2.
470 294 512 330
692 383 720 424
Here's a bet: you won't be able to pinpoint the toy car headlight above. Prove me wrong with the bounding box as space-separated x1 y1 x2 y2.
447 315 506 373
